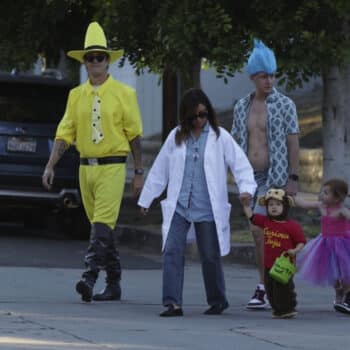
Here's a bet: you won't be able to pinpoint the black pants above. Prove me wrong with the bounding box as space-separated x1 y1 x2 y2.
264 268 297 315
82 222 121 285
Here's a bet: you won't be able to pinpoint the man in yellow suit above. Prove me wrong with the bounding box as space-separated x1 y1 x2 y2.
42 22 143 302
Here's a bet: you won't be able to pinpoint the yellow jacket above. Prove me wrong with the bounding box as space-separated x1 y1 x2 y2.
56 75 142 157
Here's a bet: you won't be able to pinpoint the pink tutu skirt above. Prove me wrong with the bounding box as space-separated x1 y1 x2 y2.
296 233 350 286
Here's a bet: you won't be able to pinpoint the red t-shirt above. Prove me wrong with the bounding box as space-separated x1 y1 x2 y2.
252 214 306 269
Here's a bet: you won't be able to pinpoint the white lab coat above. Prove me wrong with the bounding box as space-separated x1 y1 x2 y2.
138 126 257 256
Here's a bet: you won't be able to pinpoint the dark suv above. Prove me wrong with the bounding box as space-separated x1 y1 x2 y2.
0 72 89 237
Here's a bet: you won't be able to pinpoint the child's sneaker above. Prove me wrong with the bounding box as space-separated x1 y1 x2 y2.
334 291 350 314
272 310 297 319
246 285 269 309
280 311 297 319
334 302 350 314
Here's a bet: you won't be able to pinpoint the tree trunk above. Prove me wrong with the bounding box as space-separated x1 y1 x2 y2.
161 59 201 141
322 64 350 182
162 69 178 141
178 59 201 98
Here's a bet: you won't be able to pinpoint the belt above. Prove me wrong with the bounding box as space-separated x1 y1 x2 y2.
80 156 127 166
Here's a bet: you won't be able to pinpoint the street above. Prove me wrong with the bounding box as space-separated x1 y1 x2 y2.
0 229 349 350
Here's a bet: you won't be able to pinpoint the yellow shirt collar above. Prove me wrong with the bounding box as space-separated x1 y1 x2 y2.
84 74 112 96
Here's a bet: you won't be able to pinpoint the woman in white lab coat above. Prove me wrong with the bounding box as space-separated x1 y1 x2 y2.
138 89 256 317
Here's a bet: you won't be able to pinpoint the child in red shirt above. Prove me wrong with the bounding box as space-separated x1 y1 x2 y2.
243 188 306 318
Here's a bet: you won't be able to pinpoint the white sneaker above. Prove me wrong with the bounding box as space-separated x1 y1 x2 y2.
334 302 350 314
246 286 269 310
334 291 350 314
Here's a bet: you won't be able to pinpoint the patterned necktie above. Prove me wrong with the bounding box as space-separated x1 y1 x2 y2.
91 93 104 144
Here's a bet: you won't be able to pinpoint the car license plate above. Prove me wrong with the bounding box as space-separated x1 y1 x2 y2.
7 136 37 153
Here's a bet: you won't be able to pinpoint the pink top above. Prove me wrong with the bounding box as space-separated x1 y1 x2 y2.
321 206 350 237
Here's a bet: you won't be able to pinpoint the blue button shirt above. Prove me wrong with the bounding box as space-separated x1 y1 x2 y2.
176 122 214 222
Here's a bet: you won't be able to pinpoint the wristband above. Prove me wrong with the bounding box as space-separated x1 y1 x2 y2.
134 168 144 175
289 174 299 181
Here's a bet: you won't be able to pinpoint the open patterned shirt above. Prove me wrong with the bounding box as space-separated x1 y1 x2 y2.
231 88 299 188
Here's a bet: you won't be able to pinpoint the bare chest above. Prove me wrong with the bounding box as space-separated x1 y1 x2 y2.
247 102 267 133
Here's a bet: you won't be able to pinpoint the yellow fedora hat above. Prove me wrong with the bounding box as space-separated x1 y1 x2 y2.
67 22 124 63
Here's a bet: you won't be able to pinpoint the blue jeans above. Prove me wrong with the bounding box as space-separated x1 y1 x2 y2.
252 170 268 215
162 212 227 307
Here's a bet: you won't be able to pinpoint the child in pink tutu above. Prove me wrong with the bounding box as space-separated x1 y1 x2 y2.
294 178 350 314
243 188 306 319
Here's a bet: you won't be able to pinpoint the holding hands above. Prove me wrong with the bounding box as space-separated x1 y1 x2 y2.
140 207 148 216
286 243 305 257
239 192 252 207
240 192 253 220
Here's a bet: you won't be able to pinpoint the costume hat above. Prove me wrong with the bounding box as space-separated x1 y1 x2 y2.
258 188 294 207
246 39 277 76
67 22 123 63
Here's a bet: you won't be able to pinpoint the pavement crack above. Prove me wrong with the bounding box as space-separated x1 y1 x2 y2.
229 327 303 349
16 315 97 345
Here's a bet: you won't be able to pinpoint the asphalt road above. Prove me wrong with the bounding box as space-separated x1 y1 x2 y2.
0 226 349 350
0 225 161 270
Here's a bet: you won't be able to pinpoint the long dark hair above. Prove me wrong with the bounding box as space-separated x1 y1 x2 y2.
175 88 220 145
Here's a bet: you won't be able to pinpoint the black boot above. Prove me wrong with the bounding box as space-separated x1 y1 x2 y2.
77 223 110 302
76 277 95 302
93 282 121 301
93 228 122 301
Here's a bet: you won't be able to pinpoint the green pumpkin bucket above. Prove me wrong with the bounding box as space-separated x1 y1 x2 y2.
269 253 296 284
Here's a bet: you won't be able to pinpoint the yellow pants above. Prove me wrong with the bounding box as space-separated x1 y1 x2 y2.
79 164 126 229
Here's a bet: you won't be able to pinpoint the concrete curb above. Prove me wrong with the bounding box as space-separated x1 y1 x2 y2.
116 224 256 266
116 224 162 252
226 243 256 265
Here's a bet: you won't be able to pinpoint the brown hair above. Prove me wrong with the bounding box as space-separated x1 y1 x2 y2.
175 88 220 146
323 178 348 202
266 196 291 220
262 187 292 220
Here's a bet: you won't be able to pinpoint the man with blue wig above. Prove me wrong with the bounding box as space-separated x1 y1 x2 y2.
231 39 300 309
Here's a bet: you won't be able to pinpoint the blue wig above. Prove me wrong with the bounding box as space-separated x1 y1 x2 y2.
246 39 277 76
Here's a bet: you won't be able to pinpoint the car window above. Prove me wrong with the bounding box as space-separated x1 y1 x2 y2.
0 82 69 124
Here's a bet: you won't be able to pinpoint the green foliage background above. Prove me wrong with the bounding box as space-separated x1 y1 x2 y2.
0 0 349 88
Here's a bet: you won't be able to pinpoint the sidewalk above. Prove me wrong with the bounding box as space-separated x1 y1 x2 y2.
0 260 348 350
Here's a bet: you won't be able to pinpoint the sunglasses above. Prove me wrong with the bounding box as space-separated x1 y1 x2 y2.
189 110 209 122
84 53 108 63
